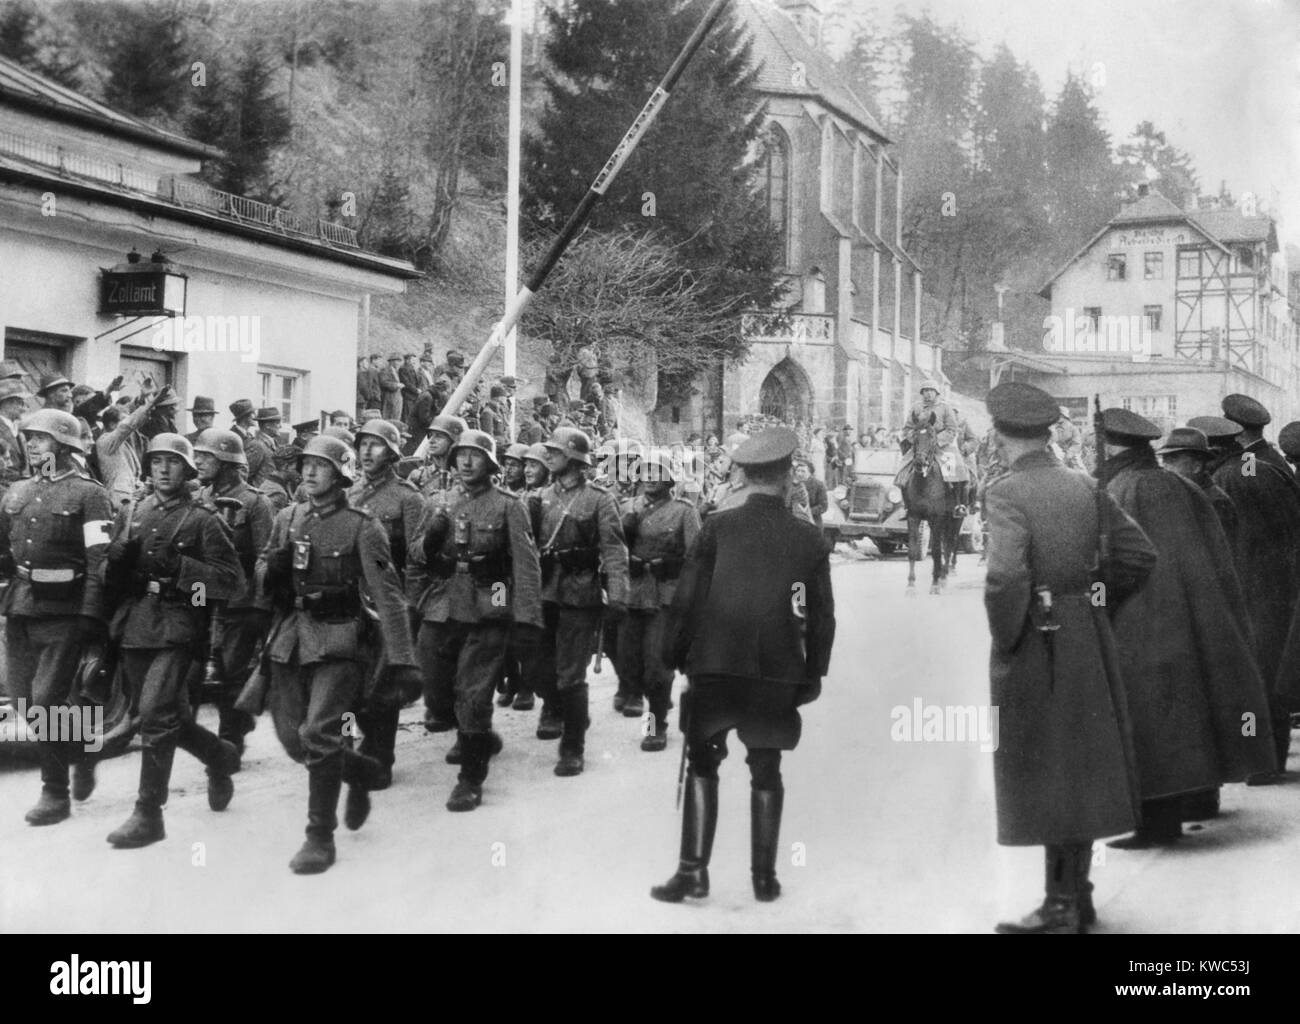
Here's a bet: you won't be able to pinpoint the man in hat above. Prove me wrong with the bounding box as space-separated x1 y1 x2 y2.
1277 421 1300 478
619 451 700 751
418 355 436 391
0 361 24 382
246 408 282 484
398 354 421 424
418 429 542 810
36 373 74 413
1160 427 1237 544
1187 415 1243 469
1101 407 1275 846
405 375 446 456
341 419 426 828
292 419 320 449
329 410 354 431
434 349 466 385
103 434 245 848
186 396 217 445
533 426 630 772
516 401 556 446
479 385 510 451
653 427 833 906
0 379 30 487
1212 395 1300 780
1 409 113 826
981 384 1156 934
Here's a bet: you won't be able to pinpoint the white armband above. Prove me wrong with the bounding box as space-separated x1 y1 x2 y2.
83 520 112 547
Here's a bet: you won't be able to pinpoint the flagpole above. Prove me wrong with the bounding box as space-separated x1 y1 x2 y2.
505 0 522 439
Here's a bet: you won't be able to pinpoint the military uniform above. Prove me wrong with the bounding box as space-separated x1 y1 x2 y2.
618 484 700 747
535 465 629 771
346 462 425 783
419 471 542 807
654 428 833 906
0 465 112 822
106 481 245 843
197 475 274 749
982 383 1157 934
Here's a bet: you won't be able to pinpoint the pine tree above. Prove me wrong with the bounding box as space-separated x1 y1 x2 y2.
0 0 83 87
1044 73 1123 259
525 0 783 391
1117 121 1199 209
101 0 191 122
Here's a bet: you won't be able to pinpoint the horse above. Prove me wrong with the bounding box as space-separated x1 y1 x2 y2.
900 421 962 595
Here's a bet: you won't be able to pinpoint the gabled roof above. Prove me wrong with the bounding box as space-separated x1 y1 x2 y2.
1039 188 1234 298
1194 208 1277 251
0 56 218 160
735 0 891 144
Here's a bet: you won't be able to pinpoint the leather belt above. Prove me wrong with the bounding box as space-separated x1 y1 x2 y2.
16 566 79 583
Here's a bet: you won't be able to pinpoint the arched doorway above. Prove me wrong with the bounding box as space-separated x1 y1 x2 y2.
758 357 813 425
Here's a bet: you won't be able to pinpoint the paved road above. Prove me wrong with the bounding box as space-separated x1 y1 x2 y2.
2 550 1297 932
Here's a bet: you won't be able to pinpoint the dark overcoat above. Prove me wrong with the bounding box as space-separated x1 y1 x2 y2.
984 449 1156 846
1108 447 1276 795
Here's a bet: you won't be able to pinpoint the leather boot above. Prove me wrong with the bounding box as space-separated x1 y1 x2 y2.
26 745 72 826
216 703 254 755
1073 843 1096 928
341 747 385 831
751 787 784 902
1109 796 1182 848
108 742 174 848
512 689 535 711
358 705 399 789
179 719 241 811
536 699 563 740
290 758 343 874
554 684 588 777
447 733 491 811
622 693 645 718
995 845 1082 933
650 772 718 902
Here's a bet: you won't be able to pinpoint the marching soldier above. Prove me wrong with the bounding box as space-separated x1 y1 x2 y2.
1 410 113 825
1212 394 1300 780
418 429 542 809
653 428 833 905
103 434 245 848
981 383 1157 934
535 426 629 775
1101 408 1275 846
258 435 420 873
602 438 642 714
618 451 700 751
494 442 537 709
193 429 274 754
344 419 425 827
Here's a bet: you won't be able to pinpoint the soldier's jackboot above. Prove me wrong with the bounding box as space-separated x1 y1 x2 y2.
1073 844 1096 928
641 682 670 752
621 689 646 719
536 700 563 740
751 787 784 902
650 772 718 902
216 692 255 755
341 747 385 831
447 729 502 764
26 745 72 826
71 749 97 803
512 688 535 711
554 684 588 777
447 733 491 812
178 720 241 812
290 758 343 874
995 845 1082 934
1109 796 1182 849
359 705 399 789
108 742 175 848
1181 787 1220 822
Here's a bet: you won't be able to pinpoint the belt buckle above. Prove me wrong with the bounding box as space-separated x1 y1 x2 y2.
456 560 471 574
146 580 161 595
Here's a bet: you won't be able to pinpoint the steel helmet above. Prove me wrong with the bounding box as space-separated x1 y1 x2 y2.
639 450 679 484
543 426 592 466
451 429 500 470
524 443 549 465
920 379 941 394
20 408 86 453
299 434 357 485
356 419 403 459
192 428 247 466
503 442 531 464
144 433 198 475
429 414 468 442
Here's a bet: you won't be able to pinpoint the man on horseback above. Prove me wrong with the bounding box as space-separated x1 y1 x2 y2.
901 381 970 515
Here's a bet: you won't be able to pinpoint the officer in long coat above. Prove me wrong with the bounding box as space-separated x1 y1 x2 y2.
1102 409 1275 846
1158 427 1237 549
418 430 542 810
1212 395 1300 778
103 434 245 848
982 384 1157 934
654 428 833 905
343 419 426 828
258 435 420 874
618 451 700 752
536 426 629 775
1 410 112 825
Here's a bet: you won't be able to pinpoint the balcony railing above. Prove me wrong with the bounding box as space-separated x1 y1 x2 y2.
0 128 358 249
741 311 834 344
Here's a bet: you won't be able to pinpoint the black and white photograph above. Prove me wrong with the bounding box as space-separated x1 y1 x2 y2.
0 0 1297 962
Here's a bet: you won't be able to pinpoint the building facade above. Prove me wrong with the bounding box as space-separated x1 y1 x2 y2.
655 0 942 440
992 186 1299 434
0 57 416 427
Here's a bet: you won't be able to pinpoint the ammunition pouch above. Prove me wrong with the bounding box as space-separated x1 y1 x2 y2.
294 586 362 620
554 547 599 573
429 551 509 585
629 556 682 582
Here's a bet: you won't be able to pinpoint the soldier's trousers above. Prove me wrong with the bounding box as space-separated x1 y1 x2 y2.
615 609 673 724
268 659 363 769
6 615 89 795
534 604 601 697
419 620 509 734
212 608 271 743
121 647 198 751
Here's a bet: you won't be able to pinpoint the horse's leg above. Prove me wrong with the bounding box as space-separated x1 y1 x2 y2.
906 515 918 594
929 513 944 594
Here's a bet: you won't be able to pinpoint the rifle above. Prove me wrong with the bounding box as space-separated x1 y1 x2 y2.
1093 394 1109 592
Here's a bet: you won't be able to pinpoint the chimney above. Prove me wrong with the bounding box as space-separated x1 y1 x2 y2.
1137 183 1149 198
